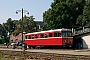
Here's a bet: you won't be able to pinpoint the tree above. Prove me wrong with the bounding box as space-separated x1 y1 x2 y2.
43 0 86 29
82 0 90 26
23 15 36 32
5 18 16 35
0 23 9 43
13 15 36 36
0 18 16 43
0 15 36 42
30 16 36 32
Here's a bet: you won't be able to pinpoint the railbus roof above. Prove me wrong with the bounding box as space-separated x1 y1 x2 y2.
25 28 71 35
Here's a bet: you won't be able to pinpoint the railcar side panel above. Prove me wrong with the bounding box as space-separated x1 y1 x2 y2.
25 37 62 46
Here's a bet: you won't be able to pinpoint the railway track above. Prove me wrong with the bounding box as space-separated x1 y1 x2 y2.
0 46 90 55
0 48 90 60
0 46 90 60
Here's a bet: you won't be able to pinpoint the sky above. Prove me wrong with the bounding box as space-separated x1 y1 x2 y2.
0 0 53 24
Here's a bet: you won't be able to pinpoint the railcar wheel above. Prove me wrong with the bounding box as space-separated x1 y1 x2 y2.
69 45 72 48
62 45 65 48
29 46 35 49
35 46 41 49
28 46 32 49
65 44 72 48
22 43 27 50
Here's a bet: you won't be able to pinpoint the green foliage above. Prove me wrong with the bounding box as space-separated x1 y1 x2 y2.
0 15 36 42
7 15 36 36
0 23 9 43
23 15 36 33
76 0 90 27
76 15 83 26
0 18 16 42
0 38 4 44
1 15 36 37
13 29 20 36
43 0 86 29
83 0 90 26
5 18 16 34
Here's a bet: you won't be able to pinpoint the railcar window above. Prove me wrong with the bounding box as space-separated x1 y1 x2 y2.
25 36 31 39
49 33 52 37
25 36 27 39
58 32 61 37
27 36 29 39
31 35 34 39
62 32 66 37
35 34 38 38
45 34 48 38
28 36 31 39
54 32 57 37
41 34 44 38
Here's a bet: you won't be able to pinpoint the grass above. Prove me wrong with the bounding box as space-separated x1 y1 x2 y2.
0 44 4 46
0 58 13 60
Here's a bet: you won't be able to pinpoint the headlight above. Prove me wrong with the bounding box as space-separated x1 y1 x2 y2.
69 40 73 43
63 40 66 42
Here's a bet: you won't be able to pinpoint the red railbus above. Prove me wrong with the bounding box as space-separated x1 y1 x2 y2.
25 28 73 48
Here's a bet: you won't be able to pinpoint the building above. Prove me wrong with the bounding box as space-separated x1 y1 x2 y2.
35 21 44 29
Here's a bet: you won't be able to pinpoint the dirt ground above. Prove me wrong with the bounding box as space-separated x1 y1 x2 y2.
0 50 90 60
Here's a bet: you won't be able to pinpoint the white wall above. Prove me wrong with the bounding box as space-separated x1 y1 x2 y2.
82 35 90 49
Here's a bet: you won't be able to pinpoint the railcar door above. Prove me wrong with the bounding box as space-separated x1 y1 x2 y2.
62 31 73 48
67 31 73 48
62 31 68 47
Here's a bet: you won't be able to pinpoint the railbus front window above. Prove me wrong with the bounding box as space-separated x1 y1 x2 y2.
67 32 72 37
62 32 67 37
